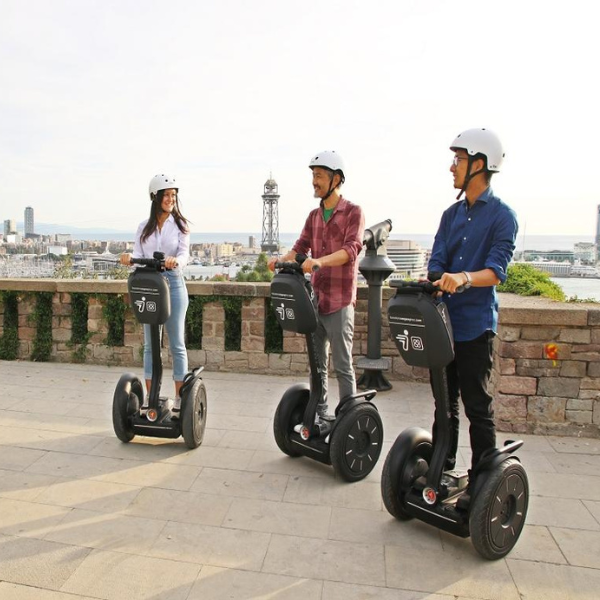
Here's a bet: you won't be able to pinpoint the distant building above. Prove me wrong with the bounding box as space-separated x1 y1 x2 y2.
54 233 72 243
3 219 16 238
514 260 571 277
522 249 575 263
249 235 256 249
386 240 428 280
574 242 596 265
24 207 34 235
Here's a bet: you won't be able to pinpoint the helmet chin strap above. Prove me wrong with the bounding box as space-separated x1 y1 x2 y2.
456 156 486 200
320 170 338 203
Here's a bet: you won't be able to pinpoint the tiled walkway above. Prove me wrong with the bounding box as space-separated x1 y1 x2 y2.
0 360 599 599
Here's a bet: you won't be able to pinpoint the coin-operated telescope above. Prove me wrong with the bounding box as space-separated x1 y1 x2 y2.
357 219 395 391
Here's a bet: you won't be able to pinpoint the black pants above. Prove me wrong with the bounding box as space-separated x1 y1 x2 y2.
432 330 496 471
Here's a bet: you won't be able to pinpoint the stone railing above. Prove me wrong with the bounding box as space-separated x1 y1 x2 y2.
1 279 599 438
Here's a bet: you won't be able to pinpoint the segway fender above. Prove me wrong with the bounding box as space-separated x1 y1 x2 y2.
388 427 431 494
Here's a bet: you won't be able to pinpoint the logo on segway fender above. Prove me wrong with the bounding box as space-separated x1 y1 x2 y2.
396 329 425 352
276 303 295 321
134 297 157 313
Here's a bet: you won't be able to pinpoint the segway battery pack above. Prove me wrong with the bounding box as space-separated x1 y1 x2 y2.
388 292 454 368
128 269 171 325
271 271 318 334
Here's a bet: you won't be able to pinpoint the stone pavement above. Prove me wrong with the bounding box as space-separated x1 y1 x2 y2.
0 360 599 600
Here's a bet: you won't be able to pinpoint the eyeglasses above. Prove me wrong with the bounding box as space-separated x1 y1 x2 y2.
452 156 468 167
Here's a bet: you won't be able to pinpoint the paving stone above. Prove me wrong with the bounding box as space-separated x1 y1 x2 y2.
0 445 48 471
322 581 456 600
224 497 331 537
148 520 270 570
0 498 70 539
188 565 323 600
191 466 288 501
36 478 141 513
507 558 600 600
0 425 105 454
283 475 382 511
125 486 232 526
527 496 600 530
507 524 566 564
0 533 91 590
263 533 386 587
60 548 200 600
0 469 58 502
44 508 167 553
0 582 98 600
550 527 600 568
386 541 520 599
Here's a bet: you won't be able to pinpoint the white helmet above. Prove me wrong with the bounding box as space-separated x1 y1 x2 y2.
309 150 345 182
149 174 178 198
450 128 504 172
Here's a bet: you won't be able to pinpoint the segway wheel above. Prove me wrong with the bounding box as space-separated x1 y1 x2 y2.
112 373 143 443
330 403 383 482
469 457 529 560
181 378 208 449
273 384 310 457
381 427 432 520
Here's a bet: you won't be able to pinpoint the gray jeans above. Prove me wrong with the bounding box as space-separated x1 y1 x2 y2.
314 305 356 414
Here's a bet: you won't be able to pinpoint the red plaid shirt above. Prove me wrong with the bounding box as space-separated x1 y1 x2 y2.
293 196 365 315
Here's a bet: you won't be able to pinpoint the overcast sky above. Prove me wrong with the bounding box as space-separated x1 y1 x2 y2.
1 0 598 237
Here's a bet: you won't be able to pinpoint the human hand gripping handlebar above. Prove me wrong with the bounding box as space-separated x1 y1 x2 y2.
274 254 320 273
130 251 178 272
389 271 465 295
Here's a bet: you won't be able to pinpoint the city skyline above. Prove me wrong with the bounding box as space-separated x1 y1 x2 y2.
1 1 599 237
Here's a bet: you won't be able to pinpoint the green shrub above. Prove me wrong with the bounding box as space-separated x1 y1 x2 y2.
498 263 566 301
0 291 19 360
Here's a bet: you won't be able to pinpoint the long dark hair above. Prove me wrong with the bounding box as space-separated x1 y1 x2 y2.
140 190 190 243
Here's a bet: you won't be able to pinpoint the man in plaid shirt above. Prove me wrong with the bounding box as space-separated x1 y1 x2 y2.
270 151 365 419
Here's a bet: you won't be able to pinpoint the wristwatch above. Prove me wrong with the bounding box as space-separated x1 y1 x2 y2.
462 271 472 289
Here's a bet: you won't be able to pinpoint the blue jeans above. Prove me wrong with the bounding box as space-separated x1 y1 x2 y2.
143 271 189 382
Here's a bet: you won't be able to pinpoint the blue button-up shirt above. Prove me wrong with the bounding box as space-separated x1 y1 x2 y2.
428 187 518 342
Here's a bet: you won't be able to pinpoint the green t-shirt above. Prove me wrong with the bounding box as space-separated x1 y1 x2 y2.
323 207 334 222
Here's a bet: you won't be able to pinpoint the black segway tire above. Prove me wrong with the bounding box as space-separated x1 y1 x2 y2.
469 457 529 560
330 403 383 482
113 373 143 443
181 378 208 449
273 384 310 457
381 427 432 520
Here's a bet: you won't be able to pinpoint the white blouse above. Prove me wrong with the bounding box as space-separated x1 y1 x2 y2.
132 215 190 270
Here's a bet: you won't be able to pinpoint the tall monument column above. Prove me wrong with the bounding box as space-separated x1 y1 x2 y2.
261 174 280 254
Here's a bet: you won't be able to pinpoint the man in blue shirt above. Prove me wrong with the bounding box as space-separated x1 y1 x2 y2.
428 128 518 479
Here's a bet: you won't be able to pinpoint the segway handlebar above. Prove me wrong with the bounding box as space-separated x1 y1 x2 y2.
130 251 177 271
389 271 465 295
274 253 319 273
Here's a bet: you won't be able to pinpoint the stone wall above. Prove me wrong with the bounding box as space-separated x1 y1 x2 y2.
1 278 599 437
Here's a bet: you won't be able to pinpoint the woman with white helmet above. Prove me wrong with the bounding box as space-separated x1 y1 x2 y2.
428 128 518 492
120 174 191 417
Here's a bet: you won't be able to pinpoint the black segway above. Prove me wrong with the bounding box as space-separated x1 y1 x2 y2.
381 277 529 559
112 251 207 449
271 255 383 482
